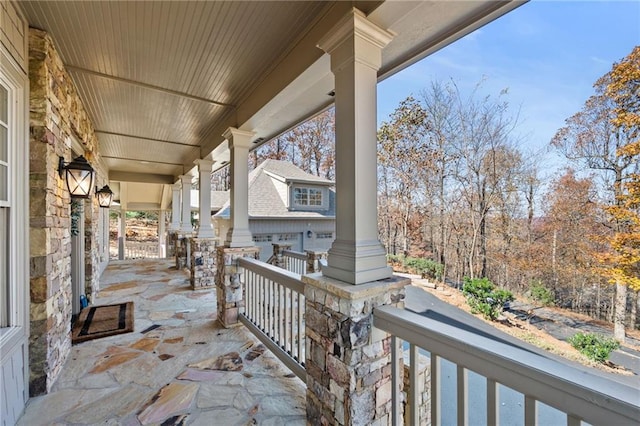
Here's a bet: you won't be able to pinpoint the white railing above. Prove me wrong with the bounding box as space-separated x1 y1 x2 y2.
125 241 160 259
282 250 307 274
238 257 306 380
373 305 640 426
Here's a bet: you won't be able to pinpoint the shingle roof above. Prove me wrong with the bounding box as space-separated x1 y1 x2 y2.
215 160 335 219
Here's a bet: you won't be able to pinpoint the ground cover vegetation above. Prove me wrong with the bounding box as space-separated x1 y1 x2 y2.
217 47 639 341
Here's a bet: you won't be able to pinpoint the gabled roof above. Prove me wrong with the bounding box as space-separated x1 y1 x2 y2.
215 160 335 219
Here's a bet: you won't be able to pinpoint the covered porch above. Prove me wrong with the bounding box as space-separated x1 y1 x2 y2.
17 259 306 425
2 0 639 425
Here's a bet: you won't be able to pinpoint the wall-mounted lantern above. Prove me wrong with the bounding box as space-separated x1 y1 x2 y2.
58 155 94 199
95 185 113 208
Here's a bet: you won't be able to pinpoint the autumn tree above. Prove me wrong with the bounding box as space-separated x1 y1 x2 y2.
552 46 639 340
378 97 429 255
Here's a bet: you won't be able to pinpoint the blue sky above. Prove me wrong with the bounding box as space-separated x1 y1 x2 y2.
377 0 640 178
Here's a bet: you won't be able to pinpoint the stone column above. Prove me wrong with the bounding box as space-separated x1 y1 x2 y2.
195 159 215 238
222 127 255 248
303 273 409 425
215 246 260 327
271 243 292 268
318 8 393 285
306 250 328 273
118 209 126 260
179 175 193 233
190 238 217 289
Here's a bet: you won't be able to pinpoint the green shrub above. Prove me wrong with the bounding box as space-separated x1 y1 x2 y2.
387 255 444 280
462 277 514 321
567 332 620 363
529 280 555 306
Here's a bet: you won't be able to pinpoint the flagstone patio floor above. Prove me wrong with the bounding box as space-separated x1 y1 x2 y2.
18 259 306 426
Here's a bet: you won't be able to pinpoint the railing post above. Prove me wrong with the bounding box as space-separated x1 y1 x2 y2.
303 273 409 425
215 246 260 327
305 250 327 273
271 243 292 268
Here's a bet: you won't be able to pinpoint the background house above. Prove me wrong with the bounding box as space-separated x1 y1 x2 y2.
213 160 335 260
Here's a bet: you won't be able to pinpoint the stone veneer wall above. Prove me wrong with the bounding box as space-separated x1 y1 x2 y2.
215 247 260 327
190 238 217 289
303 274 408 426
28 28 104 395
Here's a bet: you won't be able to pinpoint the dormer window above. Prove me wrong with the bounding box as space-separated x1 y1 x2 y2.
294 187 322 207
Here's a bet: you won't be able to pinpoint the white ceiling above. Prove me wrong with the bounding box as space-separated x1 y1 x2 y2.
17 1 525 210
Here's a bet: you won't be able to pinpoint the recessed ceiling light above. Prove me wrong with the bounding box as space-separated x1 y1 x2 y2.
140 161 149 164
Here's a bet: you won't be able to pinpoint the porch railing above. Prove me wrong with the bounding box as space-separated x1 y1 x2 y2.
373 305 640 426
238 257 306 380
124 241 160 259
281 249 307 274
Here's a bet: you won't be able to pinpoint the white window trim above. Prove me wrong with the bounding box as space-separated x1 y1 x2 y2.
0 43 29 348
290 185 328 211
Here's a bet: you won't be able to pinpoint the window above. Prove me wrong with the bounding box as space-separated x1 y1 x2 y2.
278 233 298 241
293 187 322 207
253 235 273 243
316 232 333 239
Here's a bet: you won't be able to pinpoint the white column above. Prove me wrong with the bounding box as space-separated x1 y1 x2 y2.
179 175 193 233
118 210 126 260
318 8 393 285
195 159 215 238
223 127 255 247
170 182 181 231
158 210 166 257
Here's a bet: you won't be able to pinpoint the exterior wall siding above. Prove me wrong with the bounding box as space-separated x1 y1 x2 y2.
1 3 30 422
28 28 103 396
250 219 335 261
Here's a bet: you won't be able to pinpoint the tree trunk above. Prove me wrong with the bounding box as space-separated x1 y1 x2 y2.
630 290 638 331
614 281 627 342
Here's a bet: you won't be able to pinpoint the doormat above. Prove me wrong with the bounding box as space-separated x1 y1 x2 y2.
72 302 134 344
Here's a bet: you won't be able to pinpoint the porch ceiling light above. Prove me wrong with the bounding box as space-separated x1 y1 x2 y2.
58 155 95 199
96 185 113 208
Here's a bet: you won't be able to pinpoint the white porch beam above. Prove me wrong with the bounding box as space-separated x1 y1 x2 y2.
318 8 393 285
223 127 255 248
179 175 193 233
194 159 215 238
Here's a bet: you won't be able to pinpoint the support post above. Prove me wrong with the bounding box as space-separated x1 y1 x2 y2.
179 175 193 234
222 127 255 248
195 159 215 238
317 8 394 285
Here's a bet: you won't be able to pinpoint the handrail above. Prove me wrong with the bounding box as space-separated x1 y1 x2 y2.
238 257 305 294
282 249 306 260
237 257 306 381
373 305 640 425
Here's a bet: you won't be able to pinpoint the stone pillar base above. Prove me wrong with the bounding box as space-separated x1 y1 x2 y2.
303 273 409 425
175 234 192 269
305 250 328 273
215 246 260 328
190 238 217 290
167 231 178 258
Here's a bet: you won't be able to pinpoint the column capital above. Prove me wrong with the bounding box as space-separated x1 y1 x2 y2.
179 174 193 184
173 181 181 191
223 127 256 149
194 158 214 172
317 8 394 71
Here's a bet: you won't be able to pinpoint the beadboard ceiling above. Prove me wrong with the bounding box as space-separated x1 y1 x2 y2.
17 0 524 208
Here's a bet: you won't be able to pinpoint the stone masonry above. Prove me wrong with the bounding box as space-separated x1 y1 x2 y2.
302 274 409 426
166 231 178 258
215 246 260 328
175 235 190 270
306 250 328 274
28 28 104 395
190 238 217 289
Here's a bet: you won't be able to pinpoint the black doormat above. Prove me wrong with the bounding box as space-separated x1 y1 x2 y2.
72 302 134 344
